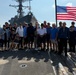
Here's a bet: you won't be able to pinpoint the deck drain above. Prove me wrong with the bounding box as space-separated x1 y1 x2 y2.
20 64 27 68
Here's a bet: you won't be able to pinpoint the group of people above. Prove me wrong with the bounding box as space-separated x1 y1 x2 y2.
0 21 76 56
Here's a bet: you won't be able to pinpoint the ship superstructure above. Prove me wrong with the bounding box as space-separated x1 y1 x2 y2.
9 0 37 26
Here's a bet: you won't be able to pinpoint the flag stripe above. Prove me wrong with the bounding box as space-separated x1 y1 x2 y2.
57 18 76 20
57 14 74 17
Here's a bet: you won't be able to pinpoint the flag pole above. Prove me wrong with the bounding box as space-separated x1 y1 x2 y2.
55 0 57 27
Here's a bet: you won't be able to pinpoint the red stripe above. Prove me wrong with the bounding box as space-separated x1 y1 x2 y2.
57 17 76 21
57 16 75 18
57 16 74 18
57 13 75 17
57 17 74 19
57 17 76 20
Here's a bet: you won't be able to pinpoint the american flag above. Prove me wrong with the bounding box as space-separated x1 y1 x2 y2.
57 6 76 21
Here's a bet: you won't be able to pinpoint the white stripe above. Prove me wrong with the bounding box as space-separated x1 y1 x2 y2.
59 63 68 75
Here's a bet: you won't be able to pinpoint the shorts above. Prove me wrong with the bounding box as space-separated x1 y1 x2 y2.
51 39 57 44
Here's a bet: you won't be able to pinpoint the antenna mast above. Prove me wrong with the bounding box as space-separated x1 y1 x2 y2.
9 0 32 18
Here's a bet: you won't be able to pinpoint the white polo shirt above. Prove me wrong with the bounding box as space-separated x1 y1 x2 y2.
16 26 23 37
37 28 47 35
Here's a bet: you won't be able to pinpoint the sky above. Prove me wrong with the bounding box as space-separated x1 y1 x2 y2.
0 0 76 27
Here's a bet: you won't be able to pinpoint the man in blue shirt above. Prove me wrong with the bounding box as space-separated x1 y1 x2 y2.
23 23 28 48
50 23 58 52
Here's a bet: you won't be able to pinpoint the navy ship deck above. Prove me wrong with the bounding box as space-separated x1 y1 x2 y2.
0 49 76 75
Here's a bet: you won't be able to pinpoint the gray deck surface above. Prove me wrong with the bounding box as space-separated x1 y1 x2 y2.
0 50 54 75
0 49 76 75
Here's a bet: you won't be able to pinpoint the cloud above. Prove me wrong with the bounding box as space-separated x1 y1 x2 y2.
66 3 72 6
